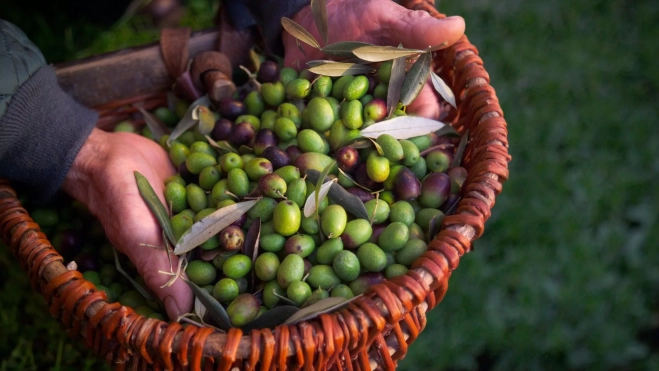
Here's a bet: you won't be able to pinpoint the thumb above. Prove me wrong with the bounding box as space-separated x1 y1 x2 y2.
130 245 194 320
384 11 465 50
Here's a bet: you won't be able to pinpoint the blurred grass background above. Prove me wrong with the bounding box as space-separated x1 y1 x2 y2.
1 0 658 370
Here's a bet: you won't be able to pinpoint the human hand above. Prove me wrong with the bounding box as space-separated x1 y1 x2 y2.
62 128 193 320
283 0 465 119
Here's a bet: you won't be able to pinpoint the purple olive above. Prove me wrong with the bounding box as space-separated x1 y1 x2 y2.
393 168 421 201
178 161 198 184
73 252 99 272
440 193 461 214
447 166 468 194
285 145 303 162
56 229 85 258
229 122 256 146
346 187 375 203
419 172 451 208
211 118 233 141
368 223 388 244
335 146 360 173
218 98 246 120
257 61 280 83
354 163 379 190
263 146 291 169
253 129 278 156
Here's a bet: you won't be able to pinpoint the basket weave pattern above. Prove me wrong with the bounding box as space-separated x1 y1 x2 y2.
0 0 510 369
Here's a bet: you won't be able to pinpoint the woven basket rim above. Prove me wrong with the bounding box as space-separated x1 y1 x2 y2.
0 0 510 369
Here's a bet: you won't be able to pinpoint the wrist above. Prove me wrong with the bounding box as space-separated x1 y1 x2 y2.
62 128 109 207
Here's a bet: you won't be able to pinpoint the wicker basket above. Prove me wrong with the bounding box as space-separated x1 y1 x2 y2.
0 0 510 369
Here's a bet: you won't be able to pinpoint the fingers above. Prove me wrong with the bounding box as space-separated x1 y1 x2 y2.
406 82 441 119
383 10 465 50
128 240 194 320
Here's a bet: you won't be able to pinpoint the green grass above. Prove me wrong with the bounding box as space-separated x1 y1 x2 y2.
2 0 659 370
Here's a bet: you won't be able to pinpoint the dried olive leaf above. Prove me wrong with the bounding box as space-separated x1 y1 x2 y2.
344 138 373 149
337 167 372 192
138 108 170 141
423 41 449 52
184 279 232 331
174 199 259 255
400 53 432 106
321 41 373 57
113 248 156 302
419 143 454 157
244 218 262 291
134 171 176 245
240 306 299 331
194 106 216 135
430 70 457 109
194 297 207 323
311 0 329 46
283 296 360 325
451 129 469 168
387 51 407 117
205 135 238 154
281 17 321 49
239 145 254 155
167 95 211 145
306 170 370 220
304 180 335 218
352 45 424 62
366 137 384 156
249 47 262 71
359 116 447 140
308 62 375 77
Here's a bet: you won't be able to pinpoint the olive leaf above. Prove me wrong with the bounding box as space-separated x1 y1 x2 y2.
359 116 447 140
205 136 238 153
304 180 335 218
283 296 359 324
452 129 469 168
184 279 232 331
423 41 449 52
434 124 460 138
428 212 444 241
306 170 370 220
387 50 407 117
337 167 372 192
134 171 176 246
194 297 207 323
321 41 373 57
174 199 260 255
308 62 375 77
444 196 461 216
399 53 432 106
249 47 262 72
193 106 216 135
430 70 457 109
366 137 384 156
345 138 373 149
311 0 329 46
352 45 424 62
307 60 340 67
419 143 454 157
281 17 321 49
240 306 299 332
167 95 211 145
113 248 156 302
243 218 261 291
138 108 170 141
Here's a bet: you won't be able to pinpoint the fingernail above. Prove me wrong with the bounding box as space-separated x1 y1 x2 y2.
444 15 464 22
164 295 180 320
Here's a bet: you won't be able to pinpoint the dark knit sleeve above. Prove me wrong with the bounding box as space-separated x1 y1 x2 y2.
224 0 311 56
0 65 98 203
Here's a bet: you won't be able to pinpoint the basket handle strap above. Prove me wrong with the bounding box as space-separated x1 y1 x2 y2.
159 27 191 79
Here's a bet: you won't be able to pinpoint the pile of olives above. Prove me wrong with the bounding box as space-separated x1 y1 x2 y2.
148 59 467 327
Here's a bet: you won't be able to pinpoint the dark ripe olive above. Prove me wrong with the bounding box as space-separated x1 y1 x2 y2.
354 163 379 190
303 259 312 276
220 225 245 252
367 75 377 94
433 134 453 147
393 168 421 201
218 98 247 120
211 118 233 141
440 193 461 214
419 172 451 208
263 146 291 169
285 145 303 162
345 187 375 203
335 146 360 173
231 213 247 228
253 129 278 156
257 60 280 83
57 229 85 258
368 223 387 244
229 122 256 146
178 161 198 184
73 252 99 272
